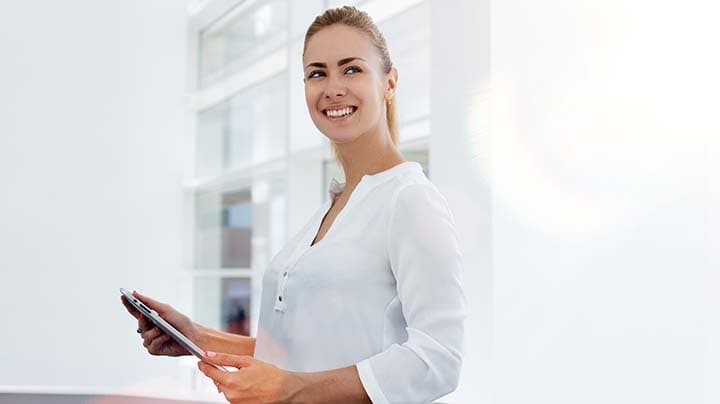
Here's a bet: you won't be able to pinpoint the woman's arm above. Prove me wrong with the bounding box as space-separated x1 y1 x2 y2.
286 365 371 404
197 353 370 404
351 183 466 403
196 324 256 357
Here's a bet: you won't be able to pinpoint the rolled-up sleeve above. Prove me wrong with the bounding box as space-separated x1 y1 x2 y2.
356 182 468 404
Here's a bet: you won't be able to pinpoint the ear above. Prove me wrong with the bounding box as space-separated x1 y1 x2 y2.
385 67 399 100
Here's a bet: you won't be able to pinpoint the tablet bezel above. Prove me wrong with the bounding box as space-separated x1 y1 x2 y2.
120 288 229 372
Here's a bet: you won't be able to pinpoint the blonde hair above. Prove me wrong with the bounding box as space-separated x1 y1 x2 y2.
303 6 399 167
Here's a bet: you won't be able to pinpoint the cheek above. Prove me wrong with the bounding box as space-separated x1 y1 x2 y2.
304 87 315 109
304 86 327 127
361 79 384 107
358 86 383 115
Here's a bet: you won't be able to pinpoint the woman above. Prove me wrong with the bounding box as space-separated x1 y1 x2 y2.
122 6 466 403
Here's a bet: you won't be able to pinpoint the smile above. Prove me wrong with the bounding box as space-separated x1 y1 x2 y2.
323 106 357 120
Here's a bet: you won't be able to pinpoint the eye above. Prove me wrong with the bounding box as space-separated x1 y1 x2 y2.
307 70 326 79
344 66 362 75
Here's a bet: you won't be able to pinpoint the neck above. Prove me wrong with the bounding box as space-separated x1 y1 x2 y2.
334 126 405 194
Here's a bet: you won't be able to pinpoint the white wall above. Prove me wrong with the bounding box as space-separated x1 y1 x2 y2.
486 1 719 403
429 0 719 403
0 0 189 392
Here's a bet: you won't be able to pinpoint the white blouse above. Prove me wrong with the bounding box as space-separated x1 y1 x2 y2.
254 161 467 404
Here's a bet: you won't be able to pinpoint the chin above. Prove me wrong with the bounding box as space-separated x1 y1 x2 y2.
314 121 362 144
323 130 362 144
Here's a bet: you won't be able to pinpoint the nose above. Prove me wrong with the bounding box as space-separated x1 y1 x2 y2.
323 75 347 99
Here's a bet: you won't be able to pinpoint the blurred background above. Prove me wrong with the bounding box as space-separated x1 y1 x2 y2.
0 0 717 403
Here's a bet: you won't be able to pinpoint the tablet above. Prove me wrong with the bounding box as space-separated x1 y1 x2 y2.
120 288 229 372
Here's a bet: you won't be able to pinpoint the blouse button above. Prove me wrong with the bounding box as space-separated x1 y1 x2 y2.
278 296 283 302
283 271 288 277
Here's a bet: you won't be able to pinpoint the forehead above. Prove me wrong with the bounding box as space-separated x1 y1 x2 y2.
303 24 378 65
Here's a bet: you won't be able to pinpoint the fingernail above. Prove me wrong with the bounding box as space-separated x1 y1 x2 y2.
206 351 216 357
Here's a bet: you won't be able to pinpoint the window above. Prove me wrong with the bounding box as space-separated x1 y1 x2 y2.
194 189 252 269
198 0 289 88
195 73 287 179
194 277 252 336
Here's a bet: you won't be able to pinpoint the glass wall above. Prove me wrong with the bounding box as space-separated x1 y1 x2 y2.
193 277 252 336
194 189 252 269
198 0 289 88
191 177 286 333
196 73 287 179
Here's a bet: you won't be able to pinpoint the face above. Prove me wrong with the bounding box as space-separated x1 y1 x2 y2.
303 24 397 144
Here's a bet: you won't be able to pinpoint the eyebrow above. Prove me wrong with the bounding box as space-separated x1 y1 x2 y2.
304 57 367 70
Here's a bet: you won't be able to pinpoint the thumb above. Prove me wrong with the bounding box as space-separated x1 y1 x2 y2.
206 351 254 368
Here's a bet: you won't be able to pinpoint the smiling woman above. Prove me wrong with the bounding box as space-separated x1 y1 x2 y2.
123 5 465 404
195 6 466 404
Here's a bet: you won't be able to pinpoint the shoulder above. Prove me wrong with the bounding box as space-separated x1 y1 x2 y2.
385 171 462 259
386 170 454 225
392 170 449 208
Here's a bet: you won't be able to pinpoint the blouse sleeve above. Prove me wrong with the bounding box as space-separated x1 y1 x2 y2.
356 182 468 404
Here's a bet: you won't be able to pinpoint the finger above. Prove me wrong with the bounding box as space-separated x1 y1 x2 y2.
132 291 168 314
141 327 162 347
137 313 152 333
120 296 141 320
148 333 171 353
197 361 230 386
206 351 253 368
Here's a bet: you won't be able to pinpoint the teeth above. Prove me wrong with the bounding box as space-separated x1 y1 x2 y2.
325 107 354 118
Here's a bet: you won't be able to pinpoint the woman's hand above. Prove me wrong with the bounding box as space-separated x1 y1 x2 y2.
197 352 300 403
120 290 201 357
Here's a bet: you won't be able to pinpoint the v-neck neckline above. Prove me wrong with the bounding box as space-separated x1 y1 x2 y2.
308 179 353 249
306 161 420 250
309 193 344 247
